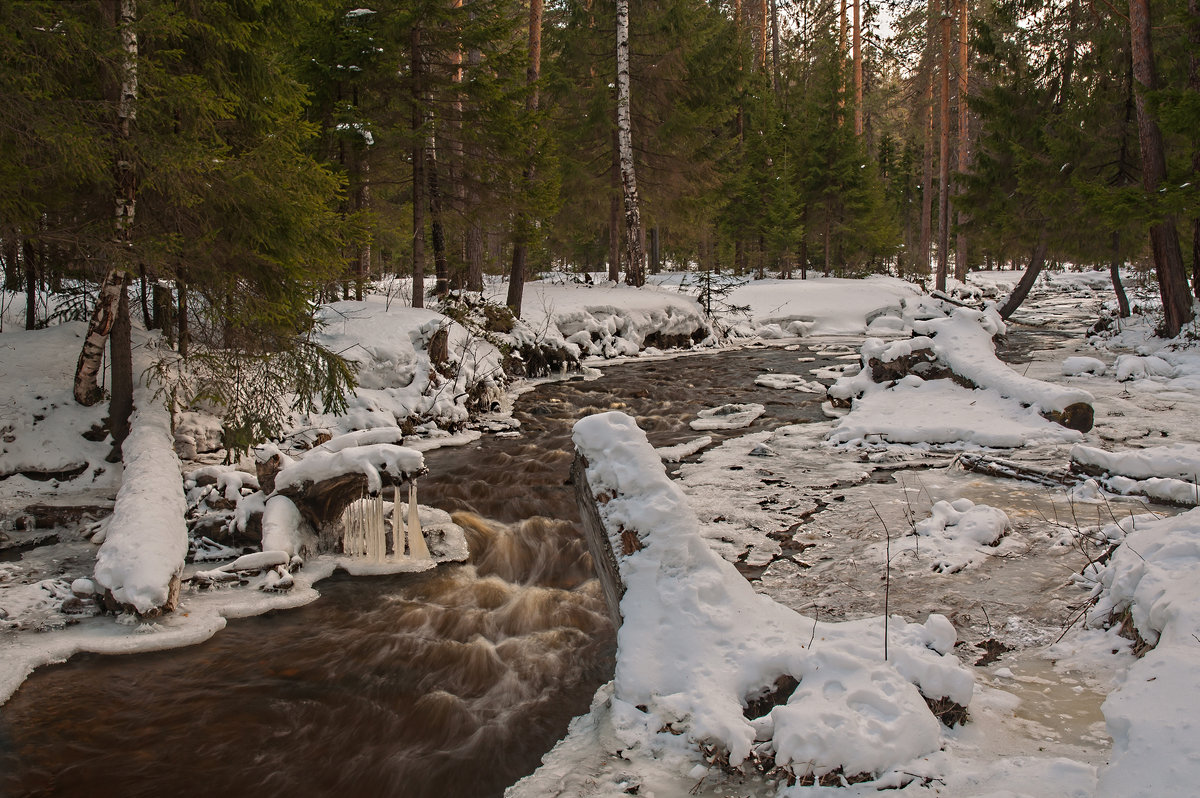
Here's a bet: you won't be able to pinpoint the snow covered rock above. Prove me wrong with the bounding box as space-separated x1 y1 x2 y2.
689 403 765 431
1062 356 1106 377
570 411 973 782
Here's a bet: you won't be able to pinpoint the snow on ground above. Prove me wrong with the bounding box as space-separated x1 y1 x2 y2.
8 268 1200 797
1085 510 1200 798
727 276 927 337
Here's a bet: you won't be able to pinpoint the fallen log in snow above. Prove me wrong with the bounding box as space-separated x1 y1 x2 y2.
829 307 1094 432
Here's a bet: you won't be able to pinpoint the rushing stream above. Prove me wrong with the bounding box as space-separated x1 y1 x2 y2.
0 344 845 797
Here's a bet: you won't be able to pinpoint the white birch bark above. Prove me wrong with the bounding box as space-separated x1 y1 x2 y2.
615 0 646 287
75 0 138 406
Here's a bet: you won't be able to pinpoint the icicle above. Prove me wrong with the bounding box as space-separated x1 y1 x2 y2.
406 480 430 559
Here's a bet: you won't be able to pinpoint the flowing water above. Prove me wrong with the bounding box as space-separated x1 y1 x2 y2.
0 344 842 798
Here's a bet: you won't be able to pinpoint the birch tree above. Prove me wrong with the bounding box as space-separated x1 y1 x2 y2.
616 0 646 287
74 0 137 410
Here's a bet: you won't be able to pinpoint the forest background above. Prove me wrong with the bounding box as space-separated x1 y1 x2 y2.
1 0 1197 451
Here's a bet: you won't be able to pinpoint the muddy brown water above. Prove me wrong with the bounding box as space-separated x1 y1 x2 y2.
0 344 841 798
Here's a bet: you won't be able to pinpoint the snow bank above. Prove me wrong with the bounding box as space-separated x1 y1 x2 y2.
571 411 972 781
910 308 1092 416
93 394 189 616
310 298 505 436
1086 509 1200 798
828 307 1091 449
829 378 1084 449
489 281 709 362
272 443 424 495
1071 444 1200 506
729 276 924 337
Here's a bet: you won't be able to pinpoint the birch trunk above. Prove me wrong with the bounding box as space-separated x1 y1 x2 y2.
1130 0 1193 337
616 0 646 287
75 0 137 407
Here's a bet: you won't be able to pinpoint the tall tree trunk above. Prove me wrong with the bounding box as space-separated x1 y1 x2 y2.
506 0 543 317
356 147 371 301
609 128 621 282
1111 232 1132 318
108 280 133 457
411 25 427 310
998 238 1048 319
1130 0 1193 337
138 264 151 327
853 0 863 136
758 0 768 71
176 277 189 358
465 28 484 293
75 0 137 407
23 239 36 331
616 0 646 286
935 6 951 292
954 0 969 281
918 0 935 276
428 137 449 296
770 0 782 98
1189 0 1200 299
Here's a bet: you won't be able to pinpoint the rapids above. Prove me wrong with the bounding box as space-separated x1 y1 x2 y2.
0 344 841 797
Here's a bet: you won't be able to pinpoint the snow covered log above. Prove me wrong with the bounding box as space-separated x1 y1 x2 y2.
93 396 189 617
829 307 1094 432
571 411 973 781
238 443 426 554
1070 444 1200 506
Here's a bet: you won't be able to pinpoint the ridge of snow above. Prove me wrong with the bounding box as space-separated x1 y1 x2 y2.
93 393 188 615
572 411 972 778
1086 509 1200 798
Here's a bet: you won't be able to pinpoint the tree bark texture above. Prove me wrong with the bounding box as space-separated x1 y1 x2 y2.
506 0 543 316
75 0 138 407
954 0 969 281
1129 0 1193 337
1189 0 1200 299
998 238 1047 319
108 280 133 458
616 0 646 286
918 0 935 276
853 0 863 136
23 239 36 331
936 7 951 292
411 26 427 310
1111 232 1132 318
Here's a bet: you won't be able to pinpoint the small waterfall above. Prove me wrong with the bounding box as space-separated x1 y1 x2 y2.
406 481 430 559
341 493 388 561
340 482 431 561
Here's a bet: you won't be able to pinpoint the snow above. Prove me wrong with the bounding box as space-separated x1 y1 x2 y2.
690 402 766 430
728 276 925 337
754 373 826 392
9 267 1200 796
568 411 973 783
1063 356 1107 377
1071 444 1200 505
92 390 188 615
271 442 424 495
1086 510 1200 798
